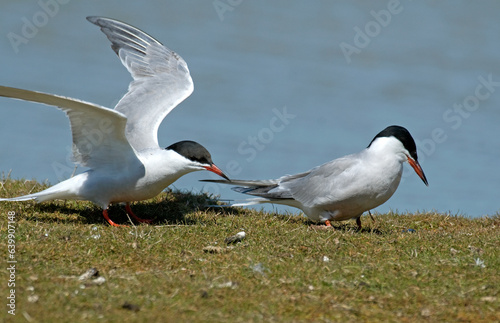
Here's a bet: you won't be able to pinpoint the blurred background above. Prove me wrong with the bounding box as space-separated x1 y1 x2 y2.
0 1 499 218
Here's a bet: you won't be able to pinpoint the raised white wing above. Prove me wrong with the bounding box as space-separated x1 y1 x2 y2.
0 86 139 170
87 16 194 151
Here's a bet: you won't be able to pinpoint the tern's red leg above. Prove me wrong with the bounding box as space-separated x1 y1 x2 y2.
102 209 127 227
325 220 332 227
368 210 375 222
356 216 362 230
125 203 153 224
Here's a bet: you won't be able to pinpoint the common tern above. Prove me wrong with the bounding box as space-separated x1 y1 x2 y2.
0 16 229 226
203 125 428 229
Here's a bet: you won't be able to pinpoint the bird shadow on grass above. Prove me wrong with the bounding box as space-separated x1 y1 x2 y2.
202 204 387 235
28 192 386 234
29 190 222 226
305 220 386 235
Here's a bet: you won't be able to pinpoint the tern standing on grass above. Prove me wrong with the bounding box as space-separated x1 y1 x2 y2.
203 125 428 229
0 16 229 227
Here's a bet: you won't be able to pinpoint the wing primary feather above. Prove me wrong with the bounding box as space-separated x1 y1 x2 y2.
87 16 194 151
0 85 138 170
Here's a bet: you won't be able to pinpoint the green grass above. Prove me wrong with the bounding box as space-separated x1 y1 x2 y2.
1 178 499 322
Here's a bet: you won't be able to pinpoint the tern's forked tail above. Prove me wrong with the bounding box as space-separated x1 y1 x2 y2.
0 175 87 204
205 197 272 209
0 186 67 204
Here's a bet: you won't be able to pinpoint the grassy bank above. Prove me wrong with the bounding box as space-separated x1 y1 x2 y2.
1 178 499 322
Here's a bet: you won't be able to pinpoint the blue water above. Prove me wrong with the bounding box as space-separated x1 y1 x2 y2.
0 1 499 217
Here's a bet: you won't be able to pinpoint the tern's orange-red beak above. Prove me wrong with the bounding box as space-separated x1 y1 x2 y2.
204 164 230 180
407 156 428 186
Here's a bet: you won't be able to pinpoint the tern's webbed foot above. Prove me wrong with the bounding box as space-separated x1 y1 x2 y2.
102 209 128 227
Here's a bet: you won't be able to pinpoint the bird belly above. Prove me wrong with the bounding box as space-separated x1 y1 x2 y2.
313 170 402 222
76 168 164 206
103 175 177 204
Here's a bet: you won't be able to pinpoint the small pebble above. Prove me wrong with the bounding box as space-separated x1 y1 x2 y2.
90 276 106 286
79 268 99 281
250 263 269 275
212 281 238 289
27 295 39 303
203 246 224 254
225 231 246 244
421 308 431 317
122 302 140 312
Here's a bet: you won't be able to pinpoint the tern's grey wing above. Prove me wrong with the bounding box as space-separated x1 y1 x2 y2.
284 154 363 208
87 16 194 151
0 86 139 170
248 171 311 199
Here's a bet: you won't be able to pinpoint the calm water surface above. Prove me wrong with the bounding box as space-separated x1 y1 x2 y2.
0 1 499 217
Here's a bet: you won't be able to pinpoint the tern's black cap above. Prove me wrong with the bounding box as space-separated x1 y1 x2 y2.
166 140 214 165
368 125 419 160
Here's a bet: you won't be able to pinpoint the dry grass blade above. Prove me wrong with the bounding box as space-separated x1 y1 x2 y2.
0 178 499 322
